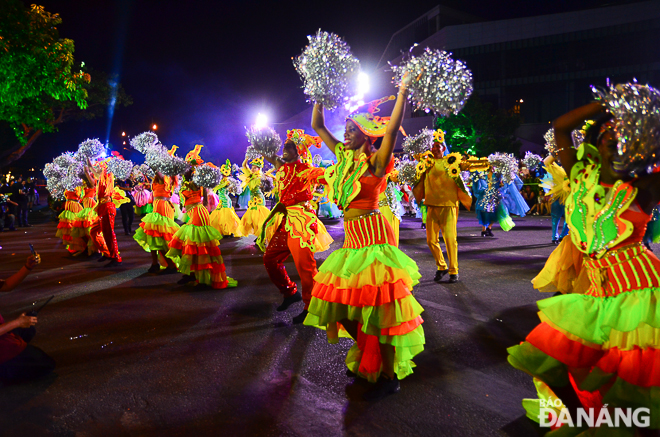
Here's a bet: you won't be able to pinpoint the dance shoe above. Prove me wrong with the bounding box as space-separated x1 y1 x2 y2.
433 269 449 282
363 375 400 401
448 274 460 283
277 290 302 311
292 309 308 324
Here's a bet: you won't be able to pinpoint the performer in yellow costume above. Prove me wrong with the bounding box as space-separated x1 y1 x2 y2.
238 157 270 236
209 159 243 237
413 130 487 283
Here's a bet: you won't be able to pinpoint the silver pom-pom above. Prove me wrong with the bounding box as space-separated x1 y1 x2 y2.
192 165 222 189
260 174 274 194
403 129 434 155
245 146 261 161
488 152 519 185
545 126 586 155
293 29 361 110
391 47 473 116
107 157 133 181
592 81 660 175
245 126 282 158
63 162 84 191
522 151 543 172
76 138 105 160
139 163 155 179
130 131 159 154
232 163 240 174
572 130 585 148
43 163 65 180
226 177 243 196
312 154 322 167
54 152 77 169
395 158 418 186
46 178 65 201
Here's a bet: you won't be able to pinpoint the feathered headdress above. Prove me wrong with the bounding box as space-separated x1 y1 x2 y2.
286 129 322 163
346 96 396 138
185 144 204 165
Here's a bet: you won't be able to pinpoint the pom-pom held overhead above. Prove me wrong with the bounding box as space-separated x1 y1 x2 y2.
192 164 222 188
522 151 543 172
488 152 519 185
107 157 134 181
245 126 282 158
76 138 105 160
391 47 473 116
402 129 434 156
130 131 159 154
139 163 155 179
395 158 418 186
226 177 243 196
63 162 84 191
293 29 361 110
592 81 660 175
245 146 262 162
54 152 77 169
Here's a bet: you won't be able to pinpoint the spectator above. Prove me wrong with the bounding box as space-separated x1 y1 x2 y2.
0 194 17 231
11 178 29 227
26 178 36 211
0 252 55 383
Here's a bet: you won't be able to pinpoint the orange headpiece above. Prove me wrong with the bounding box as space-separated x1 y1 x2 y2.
286 129 322 162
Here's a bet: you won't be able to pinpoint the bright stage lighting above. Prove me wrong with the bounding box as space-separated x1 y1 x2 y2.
255 113 268 129
357 72 370 95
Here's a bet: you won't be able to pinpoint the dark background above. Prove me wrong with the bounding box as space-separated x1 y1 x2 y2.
14 0 640 172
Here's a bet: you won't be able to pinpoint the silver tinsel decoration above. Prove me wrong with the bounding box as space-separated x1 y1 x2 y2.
293 29 361 110
572 129 585 148
391 47 473 116
260 174 274 193
63 162 84 191
245 126 282 158
44 163 64 180
522 151 543 172
139 163 155 179
226 177 243 196
488 153 519 185
46 178 65 201
192 165 222 189
592 81 660 175
313 154 322 167
245 146 261 161
130 131 159 154
402 129 434 155
160 155 189 177
545 127 585 155
107 157 133 181
54 152 77 169
232 163 240 174
76 138 105 160
395 158 418 186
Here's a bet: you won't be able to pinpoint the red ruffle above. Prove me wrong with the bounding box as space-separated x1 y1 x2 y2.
596 347 660 388
189 263 226 273
526 322 603 368
141 225 176 240
382 316 423 336
311 278 413 307
169 238 222 256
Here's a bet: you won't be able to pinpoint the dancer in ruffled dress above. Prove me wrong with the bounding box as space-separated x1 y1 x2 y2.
238 157 270 237
209 159 243 237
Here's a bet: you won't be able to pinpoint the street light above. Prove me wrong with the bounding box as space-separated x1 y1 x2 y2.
152 124 158 130
121 131 126 136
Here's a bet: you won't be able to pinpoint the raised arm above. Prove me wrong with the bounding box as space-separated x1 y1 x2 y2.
373 86 409 177
553 102 605 176
242 158 250 172
263 154 285 171
311 103 341 156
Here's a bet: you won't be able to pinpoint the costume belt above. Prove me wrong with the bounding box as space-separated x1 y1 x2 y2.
344 210 381 222
154 196 171 201
185 202 203 209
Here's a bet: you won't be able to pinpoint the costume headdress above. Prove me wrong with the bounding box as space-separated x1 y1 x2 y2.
346 96 396 138
185 144 204 165
220 159 232 177
286 129 322 163
168 145 179 157
433 129 445 145
250 156 264 168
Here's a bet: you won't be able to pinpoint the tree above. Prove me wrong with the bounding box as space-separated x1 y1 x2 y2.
435 95 522 157
0 1 131 168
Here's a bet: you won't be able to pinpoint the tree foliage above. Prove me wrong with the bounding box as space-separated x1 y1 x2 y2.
0 1 132 168
435 95 522 157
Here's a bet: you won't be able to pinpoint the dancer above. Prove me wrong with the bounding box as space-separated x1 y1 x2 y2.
541 156 570 244
508 89 660 434
134 172 180 274
132 180 153 216
167 150 236 289
78 179 107 256
84 159 124 267
257 129 333 323
413 131 477 283
304 87 425 400
238 157 270 237
209 159 243 237
55 186 86 255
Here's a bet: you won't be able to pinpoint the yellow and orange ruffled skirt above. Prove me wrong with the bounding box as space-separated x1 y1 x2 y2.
304 212 425 382
134 199 180 254
210 205 243 237
56 200 86 253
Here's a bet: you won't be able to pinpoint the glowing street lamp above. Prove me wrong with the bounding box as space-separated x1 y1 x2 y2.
152 124 158 130
254 113 268 129
121 131 126 136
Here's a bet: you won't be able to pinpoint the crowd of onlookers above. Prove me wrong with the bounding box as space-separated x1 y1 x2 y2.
0 177 39 231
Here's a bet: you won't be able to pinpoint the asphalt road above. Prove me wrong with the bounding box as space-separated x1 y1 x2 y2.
0 209 657 437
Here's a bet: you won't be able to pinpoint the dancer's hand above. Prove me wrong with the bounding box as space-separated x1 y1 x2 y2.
15 313 37 328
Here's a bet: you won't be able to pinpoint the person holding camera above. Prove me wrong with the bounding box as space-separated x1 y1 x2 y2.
0 252 55 383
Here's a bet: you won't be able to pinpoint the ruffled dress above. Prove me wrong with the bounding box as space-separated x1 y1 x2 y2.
134 179 181 255
209 179 242 236
379 181 403 247
238 171 270 237
304 144 425 382
508 143 660 433
166 183 236 289
78 186 100 254
56 187 86 253
474 176 515 231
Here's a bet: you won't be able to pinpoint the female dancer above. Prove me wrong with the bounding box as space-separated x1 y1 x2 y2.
209 159 243 237
78 178 107 256
56 185 86 255
134 172 180 274
304 82 425 400
167 161 236 289
238 157 270 237
508 93 660 434
132 180 153 216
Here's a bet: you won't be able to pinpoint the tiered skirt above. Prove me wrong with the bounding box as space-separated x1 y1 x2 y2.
134 199 180 254
56 200 86 253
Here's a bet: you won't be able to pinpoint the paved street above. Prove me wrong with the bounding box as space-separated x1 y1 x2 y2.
0 210 657 437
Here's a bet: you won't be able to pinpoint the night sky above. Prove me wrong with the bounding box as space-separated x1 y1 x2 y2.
17 0 636 171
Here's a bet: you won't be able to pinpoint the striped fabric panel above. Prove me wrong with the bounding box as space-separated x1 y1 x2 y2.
584 245 660 297
343 214 393 249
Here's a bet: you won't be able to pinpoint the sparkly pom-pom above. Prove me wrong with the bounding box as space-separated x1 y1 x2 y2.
522 151 543 172
76 138 105 160
226 177 243 196
260 174 274 194
192 164 222 189
107 157 134 181
395 158 418 186
246 126 282 158
54 152 77 169
293 29 361 110
592 81 660 175
130 131 159 154
43 163 64 180
63 162 84 191
139 163 155 179
46 178 65 201
392 47 473 116
402 129 434 155
488 152 519 185
245 146 261 161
